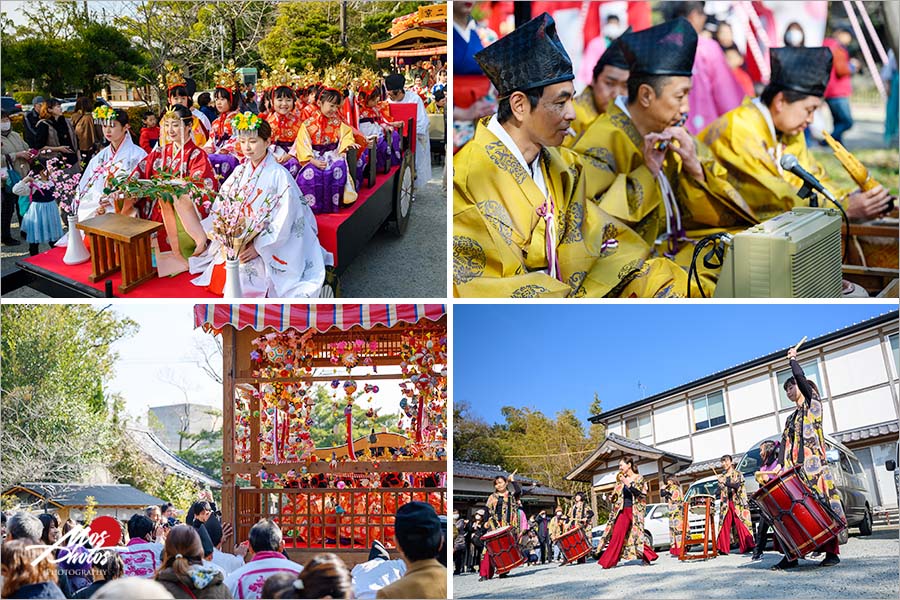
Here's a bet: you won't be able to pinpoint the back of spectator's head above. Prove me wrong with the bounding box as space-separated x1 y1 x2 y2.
198 92 211 107
205 513 223 548
7 511 43 542
260 572 296 599
91 577 175 599
279 553 352 599
249 518 283 553
91 549 125 581
127 514 155 542
1 539 59 597
394 502 442 562
160 525 203 578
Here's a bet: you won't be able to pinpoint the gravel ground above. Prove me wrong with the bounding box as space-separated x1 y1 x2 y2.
1 161 447 299
453 528 899 599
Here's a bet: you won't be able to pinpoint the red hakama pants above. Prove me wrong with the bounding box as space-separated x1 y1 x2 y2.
597 506 658 568
717 500 756 555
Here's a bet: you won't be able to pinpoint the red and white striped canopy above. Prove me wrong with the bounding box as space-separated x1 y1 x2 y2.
194 304 446 333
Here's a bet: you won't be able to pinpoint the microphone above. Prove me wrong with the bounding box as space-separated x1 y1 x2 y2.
780 153 838 205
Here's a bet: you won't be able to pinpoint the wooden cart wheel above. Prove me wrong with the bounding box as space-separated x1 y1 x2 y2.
389 152 414 236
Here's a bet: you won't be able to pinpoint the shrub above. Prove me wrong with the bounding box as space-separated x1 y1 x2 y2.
11 91 41 106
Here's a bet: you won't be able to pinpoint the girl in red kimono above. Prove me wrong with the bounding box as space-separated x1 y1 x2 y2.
262 83 303 179
596 457 658 568
293 86 360 214
357 78 403 173
133 105 217 263
716 454 756 555
203 62 243 183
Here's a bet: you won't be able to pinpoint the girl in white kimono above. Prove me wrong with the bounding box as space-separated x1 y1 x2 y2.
190 113 331 298
72 106 147 224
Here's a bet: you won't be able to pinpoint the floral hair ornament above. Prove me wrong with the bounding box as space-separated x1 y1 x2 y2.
231 111 263 137
92 105 119 125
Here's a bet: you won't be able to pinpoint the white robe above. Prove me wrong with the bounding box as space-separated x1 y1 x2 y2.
391 90 431 190
73 134 147 225
351 558 406 599
189 152 331 298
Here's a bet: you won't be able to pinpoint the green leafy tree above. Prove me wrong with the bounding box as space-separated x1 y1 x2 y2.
74 22 146 96
307 384 403 449
453 400 505 466
0 304 137 488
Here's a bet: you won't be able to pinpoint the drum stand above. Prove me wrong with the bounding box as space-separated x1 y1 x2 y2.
679 496 718 561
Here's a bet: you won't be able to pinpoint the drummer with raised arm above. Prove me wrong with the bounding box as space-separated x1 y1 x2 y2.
772 345 847 570
480 472 524 580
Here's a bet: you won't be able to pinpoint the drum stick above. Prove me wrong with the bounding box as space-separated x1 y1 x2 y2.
792 336 807 353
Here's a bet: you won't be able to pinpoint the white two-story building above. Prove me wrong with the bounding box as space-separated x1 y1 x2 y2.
566 311 899 516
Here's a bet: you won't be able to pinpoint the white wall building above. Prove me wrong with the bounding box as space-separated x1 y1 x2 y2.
571 311 899 509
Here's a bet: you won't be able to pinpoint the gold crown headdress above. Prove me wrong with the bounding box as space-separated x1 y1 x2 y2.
159 61 187 91
356 68 380 95
214 59 242 91
267 58 298 91
256 70 269 94
300 63 320 88
322 60 353 92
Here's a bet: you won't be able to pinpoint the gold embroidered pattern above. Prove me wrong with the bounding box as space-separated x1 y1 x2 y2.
477 200 514 245
485 141 528 184
453 235 486 284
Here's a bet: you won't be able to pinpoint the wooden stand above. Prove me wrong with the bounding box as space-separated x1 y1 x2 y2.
77 213 162 294
679 495 718 561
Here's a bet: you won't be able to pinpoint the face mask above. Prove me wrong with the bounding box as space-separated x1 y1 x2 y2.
1 122 10 133
785 29 803 47
604 24 622 39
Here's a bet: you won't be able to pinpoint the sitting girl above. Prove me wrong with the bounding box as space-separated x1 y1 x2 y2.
132 104 218 264
13 158 63 255
260 61 304 179
190 113 330 298
160 62 208 147
293 81 360 214
357 73 403 173
203 61 243 183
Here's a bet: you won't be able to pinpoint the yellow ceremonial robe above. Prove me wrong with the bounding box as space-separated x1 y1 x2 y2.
572 100 757 246
453 117 688 298
701 98 853 222
563 86 603 149
570 101 758 294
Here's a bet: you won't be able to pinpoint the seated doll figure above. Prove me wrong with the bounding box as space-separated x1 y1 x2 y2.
131 104 218 265
293 86 360 214
190 113 330 298
203 62 243 183
357 78 404 173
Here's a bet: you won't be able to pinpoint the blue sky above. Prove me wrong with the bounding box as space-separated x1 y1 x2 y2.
454 304 896 426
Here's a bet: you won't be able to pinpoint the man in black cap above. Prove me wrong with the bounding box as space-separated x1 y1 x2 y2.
375 501 446 599
454 12 688 298
385 72 431 191
702 46 892 223
571 17 756 296
565 35 630 146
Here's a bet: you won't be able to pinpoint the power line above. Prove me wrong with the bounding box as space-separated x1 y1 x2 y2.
505 448 596 458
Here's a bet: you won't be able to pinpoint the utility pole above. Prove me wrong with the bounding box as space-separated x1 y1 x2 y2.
340 0 348 47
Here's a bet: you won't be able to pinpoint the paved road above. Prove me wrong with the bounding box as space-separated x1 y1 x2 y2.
1 161 447 299
454 528 899 599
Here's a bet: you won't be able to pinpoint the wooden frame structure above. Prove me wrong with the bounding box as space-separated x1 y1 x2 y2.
197 304 447 566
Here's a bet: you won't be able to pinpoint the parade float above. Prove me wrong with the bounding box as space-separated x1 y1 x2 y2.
195 304 447 565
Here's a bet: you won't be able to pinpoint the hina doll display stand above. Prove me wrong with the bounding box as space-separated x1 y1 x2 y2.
77 213 162 294
197 303 448 567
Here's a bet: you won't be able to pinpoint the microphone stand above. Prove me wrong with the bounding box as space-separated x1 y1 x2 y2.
797 181 819 208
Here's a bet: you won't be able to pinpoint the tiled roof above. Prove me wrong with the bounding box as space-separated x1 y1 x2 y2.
5 483 164 508
833 420 899 445
128 428 221 489
566 432 693 483
453 461 570 498
674 453 746 478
